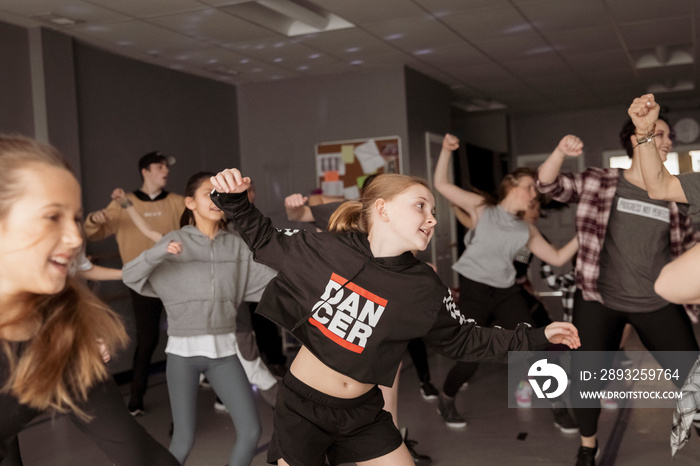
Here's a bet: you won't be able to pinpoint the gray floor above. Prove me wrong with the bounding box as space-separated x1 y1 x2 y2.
14 331 700 466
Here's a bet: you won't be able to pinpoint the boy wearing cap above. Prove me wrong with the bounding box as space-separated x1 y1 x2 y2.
84 151 184 415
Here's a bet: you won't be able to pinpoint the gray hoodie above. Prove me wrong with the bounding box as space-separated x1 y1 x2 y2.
122 225 277 337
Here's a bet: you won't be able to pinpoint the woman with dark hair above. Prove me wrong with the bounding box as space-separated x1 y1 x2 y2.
432 134 580 430
123 172 275 465
209 167 580 466
0 135 178 466
537 108 699 466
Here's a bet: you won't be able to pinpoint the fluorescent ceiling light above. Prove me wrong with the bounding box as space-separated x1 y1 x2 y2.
223 1 353 37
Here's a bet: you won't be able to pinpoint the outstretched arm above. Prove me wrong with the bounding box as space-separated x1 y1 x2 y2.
527 226 578 267
433 133 485 219
655 243 700 304
112 188 163 243
630 94 687 202
79 264 123 281
536 135 583 185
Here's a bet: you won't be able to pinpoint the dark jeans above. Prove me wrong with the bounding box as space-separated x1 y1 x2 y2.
571 291 699 437
128 289 163 407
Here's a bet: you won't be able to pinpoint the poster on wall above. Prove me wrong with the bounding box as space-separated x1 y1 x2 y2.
315 136 401 199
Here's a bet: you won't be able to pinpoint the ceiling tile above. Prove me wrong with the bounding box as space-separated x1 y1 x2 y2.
306 0 428 25
606 0 693 23
148 8 277 44
439 6 537 44
448 63 515 83
502 55 572 78
409 43 494 68
516 0 609 31
224 37 325 64
477 35 552 61
363 17 465 51
0 0 127 22
560 49 633 74
543 26 621 54
414 0 511 14
617 17 693 50
74 21 203 54
86 0 205 18
293 28 399 58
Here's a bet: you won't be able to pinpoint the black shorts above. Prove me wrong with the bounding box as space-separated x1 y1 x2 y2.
267 371 403 466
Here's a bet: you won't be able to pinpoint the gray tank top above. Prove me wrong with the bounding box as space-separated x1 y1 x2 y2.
452 205 530 288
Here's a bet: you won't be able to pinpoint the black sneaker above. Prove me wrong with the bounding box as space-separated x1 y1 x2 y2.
419 381 439 401
552 407 578 434
575 442 599 466
405 438 432 465
437 394 467 429
401 428 432 465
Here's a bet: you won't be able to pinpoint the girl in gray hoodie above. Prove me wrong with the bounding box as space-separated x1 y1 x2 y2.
123 172 276 466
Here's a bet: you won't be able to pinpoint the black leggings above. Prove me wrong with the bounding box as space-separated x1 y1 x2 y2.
442 276 534 397
571 291 699 437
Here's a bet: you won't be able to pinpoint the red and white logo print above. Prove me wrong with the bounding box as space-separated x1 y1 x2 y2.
310 273 387 354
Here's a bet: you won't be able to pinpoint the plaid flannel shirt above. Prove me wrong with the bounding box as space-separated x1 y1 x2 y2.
672 355 700 457
537 167 698 320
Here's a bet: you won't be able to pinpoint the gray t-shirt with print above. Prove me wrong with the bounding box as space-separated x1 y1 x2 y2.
598 172 672 312
677 172 700 222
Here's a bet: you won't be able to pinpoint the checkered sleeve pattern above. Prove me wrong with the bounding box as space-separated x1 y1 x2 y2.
671 356 700 457
539 263 576 323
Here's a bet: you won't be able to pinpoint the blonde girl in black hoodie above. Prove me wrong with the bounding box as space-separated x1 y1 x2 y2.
210 168 580 466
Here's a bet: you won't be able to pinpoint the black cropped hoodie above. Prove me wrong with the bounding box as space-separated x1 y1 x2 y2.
211 191 548 386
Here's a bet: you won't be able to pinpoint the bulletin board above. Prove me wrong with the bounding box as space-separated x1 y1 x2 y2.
315 136 402 199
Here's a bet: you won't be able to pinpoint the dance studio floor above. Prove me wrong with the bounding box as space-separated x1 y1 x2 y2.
15 329 700 466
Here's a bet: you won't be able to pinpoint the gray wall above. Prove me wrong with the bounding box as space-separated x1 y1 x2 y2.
0 21 33 136
510 101 700 168
404 66 451 179
510 106 627 168
237 67 410 223
74 43 240 217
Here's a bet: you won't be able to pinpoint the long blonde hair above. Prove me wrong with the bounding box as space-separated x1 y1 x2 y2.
0 135 127 419
329 174 430 233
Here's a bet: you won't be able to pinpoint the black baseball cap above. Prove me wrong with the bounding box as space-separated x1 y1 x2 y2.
138 151 176 171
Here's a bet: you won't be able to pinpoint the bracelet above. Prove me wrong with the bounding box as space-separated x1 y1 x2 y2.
119 199 133 209
635 124 656 146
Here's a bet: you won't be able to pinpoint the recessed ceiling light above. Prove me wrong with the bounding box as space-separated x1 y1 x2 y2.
349 60 363 65
414 49 433 55
240 58 250 64
31 12 84 27
346 47 360 53
385 33 403 41
309 53 322 59
273 58 284 62
298 65 309 70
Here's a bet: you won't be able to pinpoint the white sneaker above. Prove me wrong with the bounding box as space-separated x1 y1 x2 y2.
214 400 228 412
601 396 618 409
